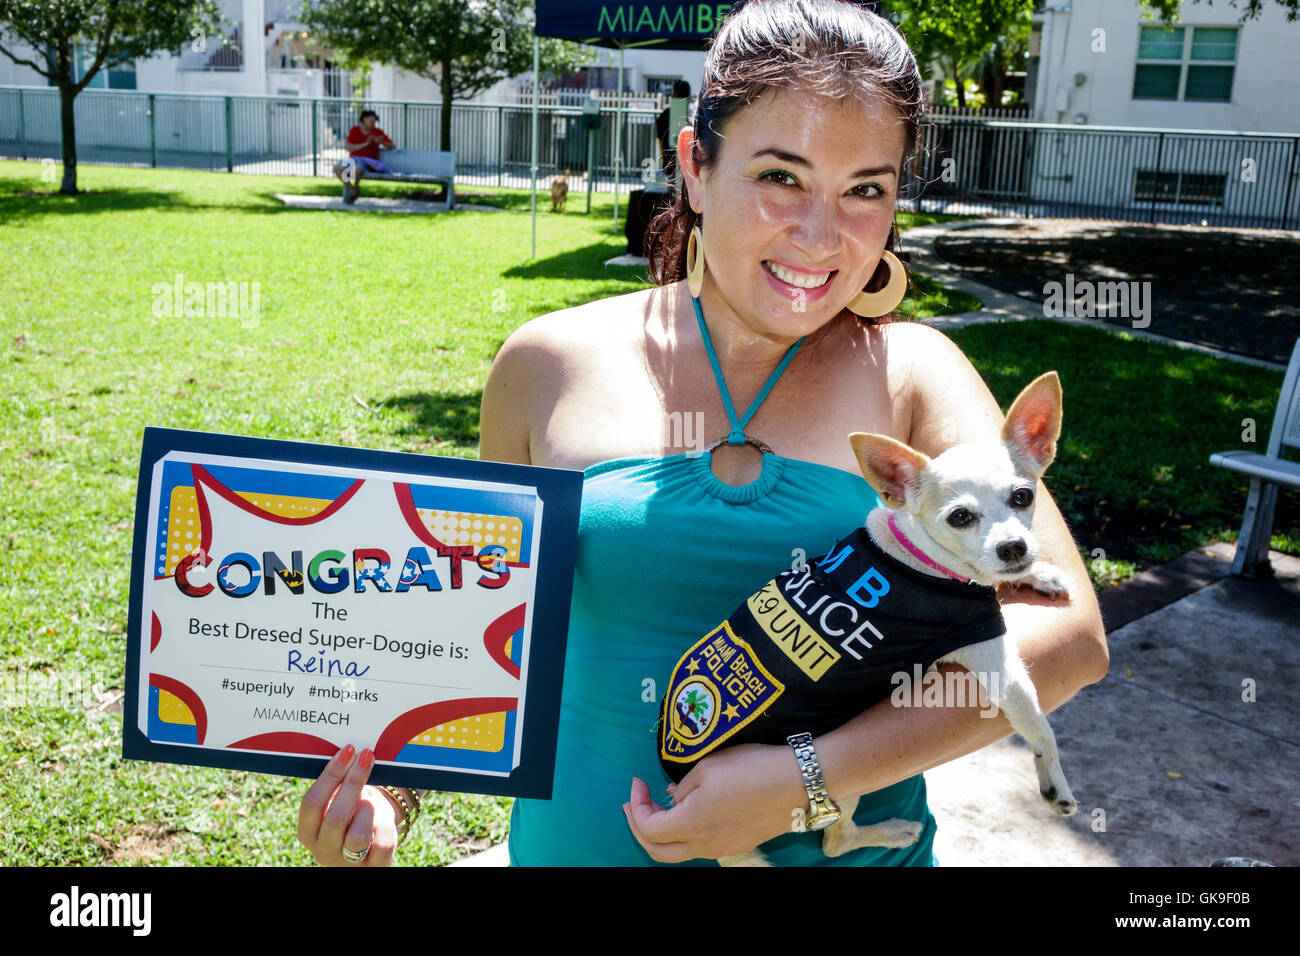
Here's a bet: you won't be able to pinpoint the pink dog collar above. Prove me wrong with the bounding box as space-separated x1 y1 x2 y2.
886 512 971 583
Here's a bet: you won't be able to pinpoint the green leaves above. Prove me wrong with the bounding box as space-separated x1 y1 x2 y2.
301 0 593 104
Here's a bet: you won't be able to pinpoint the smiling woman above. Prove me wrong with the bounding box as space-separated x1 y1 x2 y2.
293 0 1108 869
646 1 924 335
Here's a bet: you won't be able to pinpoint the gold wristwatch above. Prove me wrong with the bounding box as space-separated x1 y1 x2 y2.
787 732 841 831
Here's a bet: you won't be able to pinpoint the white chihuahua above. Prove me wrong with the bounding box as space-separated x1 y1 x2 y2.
680 371 1078 866
810 370 1078 861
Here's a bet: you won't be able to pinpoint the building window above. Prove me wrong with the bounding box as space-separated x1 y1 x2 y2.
1133 25 1237 102
1133 168 1227 206
46 42 137 88
645 76 679 97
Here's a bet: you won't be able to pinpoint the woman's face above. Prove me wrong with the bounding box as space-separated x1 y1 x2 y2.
680 87 907 341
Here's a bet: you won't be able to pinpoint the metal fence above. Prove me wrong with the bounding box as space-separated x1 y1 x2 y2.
909 118 1300 230
0 86 670 194
1 85 1297 229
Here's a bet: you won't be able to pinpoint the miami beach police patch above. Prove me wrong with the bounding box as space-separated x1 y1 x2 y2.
659 621 784 772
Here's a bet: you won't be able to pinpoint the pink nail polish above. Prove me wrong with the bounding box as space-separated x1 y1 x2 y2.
359 748 374 770
338 744 355 765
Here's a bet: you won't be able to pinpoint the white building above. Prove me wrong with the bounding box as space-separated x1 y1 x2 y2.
1028 0 1300 133
908 0 1300 225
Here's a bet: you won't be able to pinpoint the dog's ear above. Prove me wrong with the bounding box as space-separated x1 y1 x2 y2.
849 432 930 510
1001 371 1062 477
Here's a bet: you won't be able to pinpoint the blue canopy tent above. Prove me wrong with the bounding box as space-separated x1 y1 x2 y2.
527 1 731 257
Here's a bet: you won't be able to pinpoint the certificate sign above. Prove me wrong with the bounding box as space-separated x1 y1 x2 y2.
123 428 581 798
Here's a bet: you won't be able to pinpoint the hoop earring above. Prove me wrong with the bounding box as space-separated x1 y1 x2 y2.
687 222 705 298
846 250 907 317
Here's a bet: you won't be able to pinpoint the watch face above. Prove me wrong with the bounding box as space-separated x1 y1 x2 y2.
807 807 840 830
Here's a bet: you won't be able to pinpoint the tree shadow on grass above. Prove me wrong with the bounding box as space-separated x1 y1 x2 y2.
0 184 184 224
934 223 1300 364
503 242 651 282
380 388 482 450
0 181 316 223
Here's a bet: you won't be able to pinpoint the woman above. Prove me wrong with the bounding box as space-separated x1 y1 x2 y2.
296 0 1108 867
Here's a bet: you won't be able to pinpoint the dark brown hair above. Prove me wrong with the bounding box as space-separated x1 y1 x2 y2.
645 0 925 326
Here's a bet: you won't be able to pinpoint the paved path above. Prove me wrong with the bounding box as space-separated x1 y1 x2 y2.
904 220 1288 371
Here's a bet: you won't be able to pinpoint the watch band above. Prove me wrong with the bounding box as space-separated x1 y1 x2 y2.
787 732 840 830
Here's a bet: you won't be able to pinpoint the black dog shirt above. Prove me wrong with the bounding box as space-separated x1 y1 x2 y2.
658 525 1008 783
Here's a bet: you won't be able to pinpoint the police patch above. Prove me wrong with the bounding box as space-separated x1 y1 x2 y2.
659 620 784 768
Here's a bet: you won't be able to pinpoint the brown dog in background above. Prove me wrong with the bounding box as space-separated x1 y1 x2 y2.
550 169 570 213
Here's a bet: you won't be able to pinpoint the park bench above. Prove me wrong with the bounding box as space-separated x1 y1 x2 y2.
344 150 456 210
1209 337 1300 576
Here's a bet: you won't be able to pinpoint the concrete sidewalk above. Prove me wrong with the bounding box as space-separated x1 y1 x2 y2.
903 219 1289 372
926 543 1299 866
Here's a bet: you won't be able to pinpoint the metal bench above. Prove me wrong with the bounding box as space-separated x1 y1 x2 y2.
345 150 456 210
1209 337 1300 576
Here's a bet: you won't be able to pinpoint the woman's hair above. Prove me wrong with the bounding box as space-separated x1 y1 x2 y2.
645 0 925 326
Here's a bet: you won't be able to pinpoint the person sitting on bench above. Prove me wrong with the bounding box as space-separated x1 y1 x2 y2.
333 110 395 201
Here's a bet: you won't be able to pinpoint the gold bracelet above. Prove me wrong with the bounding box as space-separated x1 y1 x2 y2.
380 786 421 847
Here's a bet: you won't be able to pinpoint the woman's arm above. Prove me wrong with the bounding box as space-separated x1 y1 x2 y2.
625 322 1108 861
478 319 549 467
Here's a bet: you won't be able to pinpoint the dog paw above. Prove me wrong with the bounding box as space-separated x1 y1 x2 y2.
823 818 922 856
1040 784 1078 817
1025 562 1071 599
876 819 925 847
718 850 772 867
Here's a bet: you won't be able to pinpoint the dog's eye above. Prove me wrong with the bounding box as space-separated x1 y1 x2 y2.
946 508 975 528
1009 488 1034 508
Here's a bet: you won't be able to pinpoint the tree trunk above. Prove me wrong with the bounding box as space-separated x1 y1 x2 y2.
440 59 453 153
953 65 966 109
980 63 1005 108
59 81 78 195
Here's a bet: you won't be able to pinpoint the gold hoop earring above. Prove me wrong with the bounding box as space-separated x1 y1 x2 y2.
687 222 705 298
847 250 907 317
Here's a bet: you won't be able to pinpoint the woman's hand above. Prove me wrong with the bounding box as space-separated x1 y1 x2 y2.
297 745 400 867
622 742 808 863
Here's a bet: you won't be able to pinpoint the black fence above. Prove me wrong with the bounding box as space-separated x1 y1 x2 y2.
906 118 1299 230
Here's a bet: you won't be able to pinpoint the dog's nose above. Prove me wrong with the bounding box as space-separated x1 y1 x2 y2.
997 539 1027 563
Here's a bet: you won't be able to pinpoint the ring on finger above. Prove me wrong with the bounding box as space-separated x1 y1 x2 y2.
341 842 372 864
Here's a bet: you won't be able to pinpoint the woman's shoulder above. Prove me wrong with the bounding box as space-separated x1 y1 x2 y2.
876 319 1005 452
872 319 976 390
484 287 654 431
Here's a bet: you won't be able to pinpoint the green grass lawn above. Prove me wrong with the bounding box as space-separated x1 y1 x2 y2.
0 160 1292 866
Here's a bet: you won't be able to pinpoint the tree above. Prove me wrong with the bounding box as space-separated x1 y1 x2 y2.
301 0 594 154
0 0 221 194
887 0 1034 109
972 31 1029 108
1141 0 1300 21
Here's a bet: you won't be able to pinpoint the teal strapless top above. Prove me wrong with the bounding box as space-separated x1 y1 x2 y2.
506 450 938 866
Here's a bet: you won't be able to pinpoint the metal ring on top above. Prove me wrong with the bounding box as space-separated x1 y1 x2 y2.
700 434 775 456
